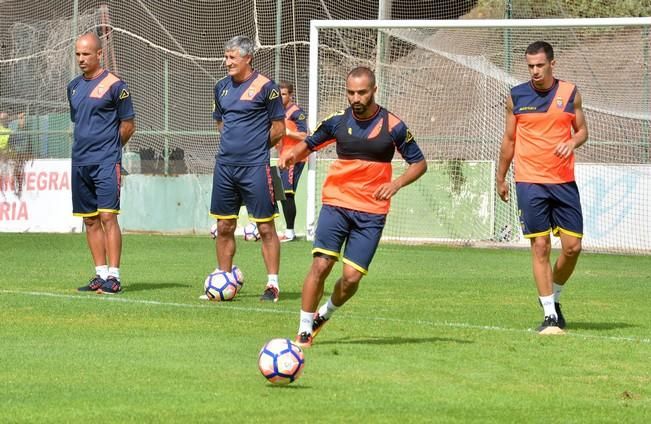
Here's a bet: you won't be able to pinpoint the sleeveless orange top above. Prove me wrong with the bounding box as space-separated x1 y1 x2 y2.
512 80 577 183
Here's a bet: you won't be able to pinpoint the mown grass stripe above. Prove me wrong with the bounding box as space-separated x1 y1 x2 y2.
3 289 649 345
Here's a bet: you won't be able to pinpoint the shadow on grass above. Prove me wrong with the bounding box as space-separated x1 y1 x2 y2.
567 321 636 331
237 290 303 301
317 336 472 346
125 283 191 292
266 384 311 390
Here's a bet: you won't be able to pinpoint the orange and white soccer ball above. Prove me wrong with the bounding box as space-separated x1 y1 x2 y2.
204 270 238 301
231 265 244 293
258 338 305 385
243 222 260 241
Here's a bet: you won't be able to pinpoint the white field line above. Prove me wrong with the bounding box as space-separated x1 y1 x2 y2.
0 289 293 315
1 289 649 345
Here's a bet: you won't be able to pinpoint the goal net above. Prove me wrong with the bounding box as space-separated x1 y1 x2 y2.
308 18 651 254
1 2 649 254
0 1 482 231
0 1 471 178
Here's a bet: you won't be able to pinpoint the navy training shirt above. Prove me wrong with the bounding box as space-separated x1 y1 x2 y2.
67 69 135 165
213 70 285 166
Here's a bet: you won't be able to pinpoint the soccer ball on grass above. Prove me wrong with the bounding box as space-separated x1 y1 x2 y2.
204 270 238 301
258 338 305 385
243 222 260 241
231 265 244 293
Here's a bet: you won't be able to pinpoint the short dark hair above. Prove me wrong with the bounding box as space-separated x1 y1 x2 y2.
279 81 294 94
525 41 554 61
347 66 376 87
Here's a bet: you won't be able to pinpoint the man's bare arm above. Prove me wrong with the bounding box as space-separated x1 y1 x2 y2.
497 96 516 202
269 119 285 148
119 119 135 146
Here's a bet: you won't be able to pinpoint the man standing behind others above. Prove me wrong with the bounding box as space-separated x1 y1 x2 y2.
68 32 135 294
0 111 11 153
277 81 309 242
497 41 588 334
208 35 286 302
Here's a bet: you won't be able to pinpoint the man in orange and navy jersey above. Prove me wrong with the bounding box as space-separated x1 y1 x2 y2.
208 35 286 302
279 66 427 347
68 32 136 295
276 81 308 242
497 41 588 335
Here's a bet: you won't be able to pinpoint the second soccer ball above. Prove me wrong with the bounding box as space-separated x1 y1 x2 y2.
204 270 238 301
243 222 260 241
231 265 244 293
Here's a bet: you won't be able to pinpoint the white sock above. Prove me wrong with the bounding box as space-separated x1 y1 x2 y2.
95 265 109 280
318 298 339 320
298 310 314 335
285 229 295 239
267 274 279 289
108 267 120 281
539 294 557 318
553 282 564 303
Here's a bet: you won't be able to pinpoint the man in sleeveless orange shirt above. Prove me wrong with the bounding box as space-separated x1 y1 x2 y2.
497 41 588 335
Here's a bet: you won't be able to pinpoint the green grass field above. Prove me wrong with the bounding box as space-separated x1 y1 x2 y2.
1 233 650 423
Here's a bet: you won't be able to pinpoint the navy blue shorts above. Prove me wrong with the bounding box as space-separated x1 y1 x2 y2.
210 163 279 222
71 163 121 216
516 182 583 238
280 162 305 195
312 204 386 275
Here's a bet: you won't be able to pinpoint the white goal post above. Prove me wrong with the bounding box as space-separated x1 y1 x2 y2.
306 17 651 253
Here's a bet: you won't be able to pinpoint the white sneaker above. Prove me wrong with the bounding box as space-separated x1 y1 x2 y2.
279 234 295 243
198 294 209 300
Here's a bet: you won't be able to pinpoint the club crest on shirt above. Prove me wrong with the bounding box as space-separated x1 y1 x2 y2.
406 129 414 143
97 84 104 95
247 88 256 98
556 96 564 108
